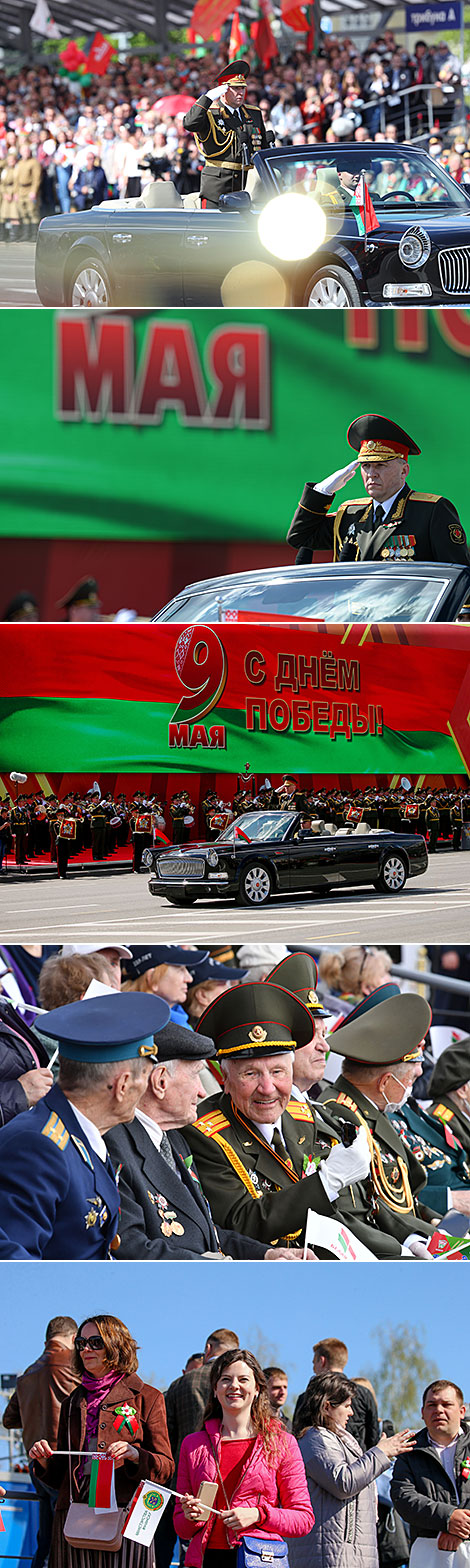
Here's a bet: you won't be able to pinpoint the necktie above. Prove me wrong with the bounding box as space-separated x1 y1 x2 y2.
272 1129 294 1170
159 1132 179 1176
374 504 385 528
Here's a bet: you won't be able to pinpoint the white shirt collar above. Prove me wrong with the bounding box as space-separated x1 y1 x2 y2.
373 486 406 523
251 1117 283 1143
134 1106 164 1151
290 1084 306 1101
67 1102 108 1163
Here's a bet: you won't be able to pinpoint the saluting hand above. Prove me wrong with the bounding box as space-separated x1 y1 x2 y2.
316 458 361 497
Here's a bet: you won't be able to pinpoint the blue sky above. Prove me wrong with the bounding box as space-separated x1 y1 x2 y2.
0 1262 466 1411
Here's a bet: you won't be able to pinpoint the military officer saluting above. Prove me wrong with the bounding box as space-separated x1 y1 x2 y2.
319 985 444 1255
184 973 408 1259
183 59 269 209
288 414 469 565
0 992 170 1260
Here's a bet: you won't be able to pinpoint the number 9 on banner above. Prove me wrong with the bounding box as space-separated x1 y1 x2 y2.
173 626 228 723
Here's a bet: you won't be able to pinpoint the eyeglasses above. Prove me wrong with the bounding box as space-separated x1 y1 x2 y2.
75 1336 105 1351
357 945 373 982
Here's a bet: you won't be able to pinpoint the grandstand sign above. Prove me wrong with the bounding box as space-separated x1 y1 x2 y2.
406 1 462 27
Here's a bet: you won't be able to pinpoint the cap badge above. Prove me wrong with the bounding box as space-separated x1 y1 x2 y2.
308 990 319 1006
248 1026 267 1042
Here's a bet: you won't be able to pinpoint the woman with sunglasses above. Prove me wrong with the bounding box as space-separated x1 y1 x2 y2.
29 1313 173 1566
174 1349 314 1568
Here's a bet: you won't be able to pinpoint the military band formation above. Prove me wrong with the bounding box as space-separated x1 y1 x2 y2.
0 943 469 1262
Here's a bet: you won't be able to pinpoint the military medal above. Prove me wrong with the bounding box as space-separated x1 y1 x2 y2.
146 1191 185 1237
113 1403 139 1437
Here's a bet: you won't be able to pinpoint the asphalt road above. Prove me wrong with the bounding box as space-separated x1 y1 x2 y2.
0 240 39 305
1 851 468 943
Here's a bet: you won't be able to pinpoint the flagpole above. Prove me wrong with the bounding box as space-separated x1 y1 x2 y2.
51 1462 226 1514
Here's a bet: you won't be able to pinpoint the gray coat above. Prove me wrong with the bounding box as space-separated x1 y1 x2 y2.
289 1425 390 1568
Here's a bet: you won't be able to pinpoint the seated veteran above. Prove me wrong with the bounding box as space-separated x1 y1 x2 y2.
427 1037 470 1158
0 993 170 1260
287 413 469 566
266 951 331 1106
389 1060 470 1218
183 966 409 1259
319 986 443 1256
105 1020 304 1261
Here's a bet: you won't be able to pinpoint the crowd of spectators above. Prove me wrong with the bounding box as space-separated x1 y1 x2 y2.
6 1312 467 1568
0 30 468 236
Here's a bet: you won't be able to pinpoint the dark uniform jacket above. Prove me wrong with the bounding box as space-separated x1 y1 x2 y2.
183 96 268 205
35 1373 173 1511
105 1118 267 1261
319 1075 440 1245
293 1378 380 1451
428 1095 470 1157
389 1096 470 1214
391 1423 470 1544
184 1091 403 1257
0 996 51 1126
0 1084 119 1259
287 481 469 564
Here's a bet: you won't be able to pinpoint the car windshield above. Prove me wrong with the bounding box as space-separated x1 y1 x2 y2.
216 811 294 844
268 147 470 211
155 571 449 624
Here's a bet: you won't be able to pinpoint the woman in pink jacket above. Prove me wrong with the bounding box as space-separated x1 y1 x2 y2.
174 1350 314 1568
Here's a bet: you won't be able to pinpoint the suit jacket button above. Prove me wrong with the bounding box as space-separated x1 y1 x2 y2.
100 1423 106 1429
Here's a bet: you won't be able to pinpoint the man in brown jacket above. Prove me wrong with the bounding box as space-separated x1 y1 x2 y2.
3 1315 79 1568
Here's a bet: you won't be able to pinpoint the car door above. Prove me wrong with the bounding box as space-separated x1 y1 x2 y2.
288 832 338 893
182 207 274 305
330 830 382 889
104 209 186 305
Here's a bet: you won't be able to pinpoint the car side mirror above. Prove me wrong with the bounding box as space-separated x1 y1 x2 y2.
219 191 252 211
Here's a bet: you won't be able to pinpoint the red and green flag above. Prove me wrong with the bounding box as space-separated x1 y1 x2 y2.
190 0 235 40
350 174 380 237
88 1457 116 1511
281 0 309 32
250 0 277 65
228 10 250 58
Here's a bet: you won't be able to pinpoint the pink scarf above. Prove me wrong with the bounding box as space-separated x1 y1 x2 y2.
79 1370 123 1472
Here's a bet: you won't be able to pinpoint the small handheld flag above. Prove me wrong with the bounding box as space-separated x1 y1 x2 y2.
88 1457 116 1512
350 175 380 238
303 1210 377 1261
124 1483 172 1543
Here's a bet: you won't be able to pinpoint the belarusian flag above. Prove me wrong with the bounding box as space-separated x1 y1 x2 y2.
88 1457 117 1512
124 1483 172 1543
229 10 250 58
350 174 380 237
281 0 309 31
251 0 277 65
190 0 235 41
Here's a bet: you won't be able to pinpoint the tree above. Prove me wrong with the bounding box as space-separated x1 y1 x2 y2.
362 1321 439 1431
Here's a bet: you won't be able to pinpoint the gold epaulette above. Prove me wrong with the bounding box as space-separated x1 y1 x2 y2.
41 1112 69 1150
286 1098 314 1123
408 492 440 502
432 1103 454 1124
195 1109 231 1138
332 1091 360 1114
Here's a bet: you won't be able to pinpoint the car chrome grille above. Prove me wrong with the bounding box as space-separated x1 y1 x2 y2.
437 247 470 294
157 857 206 879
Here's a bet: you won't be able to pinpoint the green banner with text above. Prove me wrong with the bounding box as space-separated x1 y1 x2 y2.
1 308 470 542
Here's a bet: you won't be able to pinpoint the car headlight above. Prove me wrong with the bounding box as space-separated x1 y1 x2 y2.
207 850 219 868
142 848 153 868
398 226 431 269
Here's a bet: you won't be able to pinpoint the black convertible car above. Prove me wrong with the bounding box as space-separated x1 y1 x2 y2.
152 561 470 626
145 809 428 907
35 143 470 308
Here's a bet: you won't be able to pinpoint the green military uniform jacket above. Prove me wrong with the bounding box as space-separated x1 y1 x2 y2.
319 1075 440 1246
183 96 268 205
428 1095 470 1157
287 482 469 565
184 1090 403 1257
389 1098 470 1214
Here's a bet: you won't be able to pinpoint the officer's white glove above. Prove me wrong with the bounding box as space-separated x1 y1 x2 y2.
318 1124 371 1199
207 85 226 101
401 1236 433 1259
316 458 361 497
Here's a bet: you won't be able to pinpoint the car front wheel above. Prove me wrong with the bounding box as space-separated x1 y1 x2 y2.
236 863 273 906
304 265 361 308
70 260 111 307
375 853 407 894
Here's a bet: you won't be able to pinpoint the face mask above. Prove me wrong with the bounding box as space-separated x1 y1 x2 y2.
382 1073 412 1113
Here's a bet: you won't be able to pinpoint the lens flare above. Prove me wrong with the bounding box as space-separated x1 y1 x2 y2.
258 194 327 262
